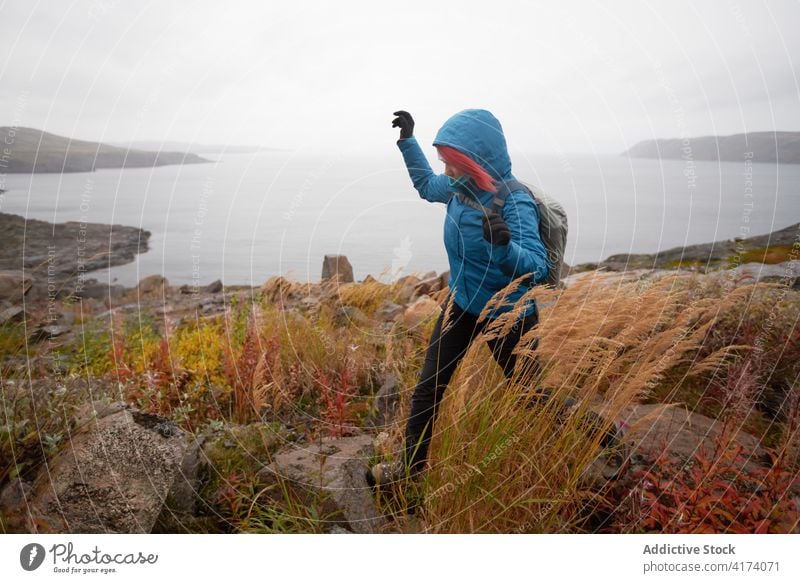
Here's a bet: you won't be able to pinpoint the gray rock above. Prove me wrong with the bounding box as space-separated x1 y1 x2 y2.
438 270 450 292
395 274 420 288
299 296 321 310
321 255 354 283
622 403 767 468
394 274 425 303
204 279 223 294
71 278 127 301
414 274 442 298
578 403 770 492
29 324 71 342
0 270 32 304
256 434 388 534
376 299 403 322
729 261 798 284
561 268 676 289
333 305 369 327
369 373 402 428
24 401 187 533
137 274 169 298
0 212 150 283
400 296 441 330
0 305 28 325
420 270 437 281
0 478 33 532
153 433 208 532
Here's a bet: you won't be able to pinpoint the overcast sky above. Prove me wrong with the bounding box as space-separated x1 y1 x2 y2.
1 0 798 155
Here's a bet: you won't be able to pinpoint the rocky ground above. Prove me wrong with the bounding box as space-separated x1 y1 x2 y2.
0 218 798 534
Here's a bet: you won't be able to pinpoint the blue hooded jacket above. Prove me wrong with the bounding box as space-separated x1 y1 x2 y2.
397 109 548 321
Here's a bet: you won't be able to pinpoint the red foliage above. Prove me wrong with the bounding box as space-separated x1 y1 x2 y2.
617 433 800 533
314 365 358 438
107 313 133 383
223 311 277 423
214 471 248 522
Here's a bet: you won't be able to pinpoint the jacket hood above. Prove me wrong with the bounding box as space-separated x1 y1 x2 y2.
432 109 512 181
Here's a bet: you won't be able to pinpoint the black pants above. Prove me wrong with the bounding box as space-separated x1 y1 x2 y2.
404 294 540 471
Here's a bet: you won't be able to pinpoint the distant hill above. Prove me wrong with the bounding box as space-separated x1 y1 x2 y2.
0 127 211 173
113 140 287 155
623 131 800 164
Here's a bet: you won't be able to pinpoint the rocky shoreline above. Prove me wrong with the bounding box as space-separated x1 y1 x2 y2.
568 222 799 275
0 212 151 301
0 214 797 340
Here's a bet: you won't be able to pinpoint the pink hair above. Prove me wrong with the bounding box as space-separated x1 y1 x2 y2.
436 146 497 192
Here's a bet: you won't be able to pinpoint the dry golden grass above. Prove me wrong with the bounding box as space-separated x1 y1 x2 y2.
336 279 398 315
375 271 791 533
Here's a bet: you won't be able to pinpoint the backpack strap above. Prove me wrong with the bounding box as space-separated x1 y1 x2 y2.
455 179 532 215
491 179 532 213
455 190 488 213
490 179 539 289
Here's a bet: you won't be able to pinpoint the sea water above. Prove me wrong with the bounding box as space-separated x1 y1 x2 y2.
1 151 798 286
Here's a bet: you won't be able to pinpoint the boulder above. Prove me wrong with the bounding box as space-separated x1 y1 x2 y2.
438 270 450 291
298 296 321 310
729 261 798 285
622 403 767 467
0 270 33 304
376 299 404 322
0 305 29 326
0 478 33 532
414 274 442 298
321 255 354 284
395 274 420 288
420 270 437 281
578 403 771 491
400 296 441 330
69 278 127 301
394 274 421 304
152 433 209 533
255 434 388 533
369 373 402 428
204 279 223 294
28 324 71 343
23 401 187 533
333 305 370 328
136 274 169 299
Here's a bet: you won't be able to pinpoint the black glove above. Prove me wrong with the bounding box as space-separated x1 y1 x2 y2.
392 110 414 140
482 211 511 246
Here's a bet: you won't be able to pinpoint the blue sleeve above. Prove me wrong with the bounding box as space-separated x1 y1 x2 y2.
492 191 550 284
396 137 453 204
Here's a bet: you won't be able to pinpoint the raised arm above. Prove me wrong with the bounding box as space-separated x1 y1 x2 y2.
397 136 453 204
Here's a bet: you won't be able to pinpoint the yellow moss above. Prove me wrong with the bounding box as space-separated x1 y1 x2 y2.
173 320 228 385
734 244 795 265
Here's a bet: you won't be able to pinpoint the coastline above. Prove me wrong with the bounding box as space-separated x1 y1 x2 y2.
0 211 796 300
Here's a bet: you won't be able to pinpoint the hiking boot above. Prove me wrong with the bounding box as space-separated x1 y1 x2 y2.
598 419 631 480
365 460 413 488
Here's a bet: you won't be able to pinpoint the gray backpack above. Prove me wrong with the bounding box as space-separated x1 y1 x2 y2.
456 179 568 287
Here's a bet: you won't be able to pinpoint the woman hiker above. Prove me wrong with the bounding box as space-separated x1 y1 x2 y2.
366 109 551 487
